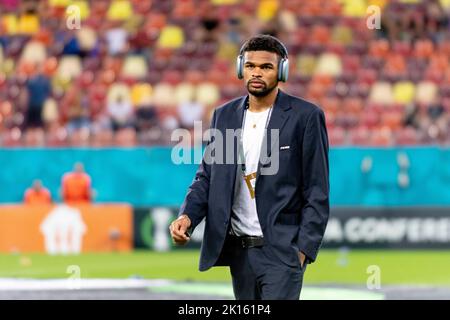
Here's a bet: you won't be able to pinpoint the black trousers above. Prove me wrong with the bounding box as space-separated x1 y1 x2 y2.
227 240 307 300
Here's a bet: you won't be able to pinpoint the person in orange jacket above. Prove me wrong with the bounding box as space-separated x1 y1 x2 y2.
61 162 94 204
24 179 52 204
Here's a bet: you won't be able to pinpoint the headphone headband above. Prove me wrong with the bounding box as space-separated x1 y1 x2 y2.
238 37 289 59
236 36 289 82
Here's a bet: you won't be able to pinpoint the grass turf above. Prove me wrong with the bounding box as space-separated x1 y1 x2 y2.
1 249 450 286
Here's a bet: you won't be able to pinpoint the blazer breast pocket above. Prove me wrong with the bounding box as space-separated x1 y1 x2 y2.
278 144 296 159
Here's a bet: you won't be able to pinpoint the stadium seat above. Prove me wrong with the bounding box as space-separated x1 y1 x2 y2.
310 25 331 46
257 0 279 22
162 70 183 86
383 54 407 77
341 54 361 75
369 82 394 106
90 128 114 147
20 41 47 65
360 109 381 128
414 39 434 59
196 82 220 107
348 125 371 145
343 97 363 114
371 126 393 146
114 127 137 147
341 0 367 17
369 39 390 59
278 9 298 32
144 12 167 32
0 127 22 147
2 13 18 34
43 57 59 77
131 83 153 107
415 81 438 105
396 126 420 145
18 13 40 34
314 53 342 77
131 0 152 14
321 96 341 114
0 100 13 120
56 55 82 81
174 82 196 106
306 81 328 101
424 65 445 83
392 40 412 57
381 109 403 130
393 81 416 105
48 0 71 7
71 0 90 20
107 0 133 21
357 68 378 86
296 54 317 77
172 0 195 18
331 25 354 46
121 55 148 79
23 128 45 147
157 25 185 49
68 127 90 147
328 126 347 146
76 26 97 52
430 53 449 74
152 83 177 108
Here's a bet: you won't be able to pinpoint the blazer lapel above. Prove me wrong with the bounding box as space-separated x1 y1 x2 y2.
225 96 247 195
256 90 291 181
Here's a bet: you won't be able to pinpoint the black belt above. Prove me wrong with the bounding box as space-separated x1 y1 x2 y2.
230 235 264 248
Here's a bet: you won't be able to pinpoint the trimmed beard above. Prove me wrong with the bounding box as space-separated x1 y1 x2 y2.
246 81 278 97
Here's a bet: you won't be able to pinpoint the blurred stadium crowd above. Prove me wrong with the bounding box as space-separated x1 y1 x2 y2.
0 0 450 147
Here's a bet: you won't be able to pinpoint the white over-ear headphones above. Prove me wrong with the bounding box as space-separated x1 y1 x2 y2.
236 36 289 82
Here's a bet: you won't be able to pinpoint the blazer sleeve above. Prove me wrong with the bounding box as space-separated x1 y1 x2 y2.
297 108 330 263
178 109 217 232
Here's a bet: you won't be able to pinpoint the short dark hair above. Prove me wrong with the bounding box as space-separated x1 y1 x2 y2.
239 34 287 59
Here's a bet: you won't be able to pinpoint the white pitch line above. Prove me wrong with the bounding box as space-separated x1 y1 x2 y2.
0 278 174 291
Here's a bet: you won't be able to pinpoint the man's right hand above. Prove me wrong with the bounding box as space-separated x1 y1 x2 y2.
169 214 192 245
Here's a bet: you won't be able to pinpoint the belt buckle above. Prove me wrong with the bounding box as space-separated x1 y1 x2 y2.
241 238 247 249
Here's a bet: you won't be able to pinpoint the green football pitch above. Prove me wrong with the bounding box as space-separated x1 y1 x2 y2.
1 249 450 286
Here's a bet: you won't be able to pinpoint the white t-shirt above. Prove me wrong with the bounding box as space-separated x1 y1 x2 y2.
231 107 272 237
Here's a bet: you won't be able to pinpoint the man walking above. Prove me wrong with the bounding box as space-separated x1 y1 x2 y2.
170 35 329 300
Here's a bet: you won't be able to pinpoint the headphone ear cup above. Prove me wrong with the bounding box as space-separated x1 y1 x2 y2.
278 58 289 82
236 55 244 79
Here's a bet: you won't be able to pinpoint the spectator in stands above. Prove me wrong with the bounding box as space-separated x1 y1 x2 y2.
424 0 448 42
61 162 93 204
1 0 450 148
424 95 448 143
128 18 154 57
105 22 128 56
66 93 91 135
135 102 158 133
405 94 448 144
200 7 221 42
177 94 205 130
25 64 51 128
24 179 52 204
107 95 135 132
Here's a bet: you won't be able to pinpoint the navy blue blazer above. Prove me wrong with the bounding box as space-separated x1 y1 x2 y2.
179 89 329 271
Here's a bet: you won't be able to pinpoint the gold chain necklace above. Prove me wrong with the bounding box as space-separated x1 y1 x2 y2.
249 107 272 128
